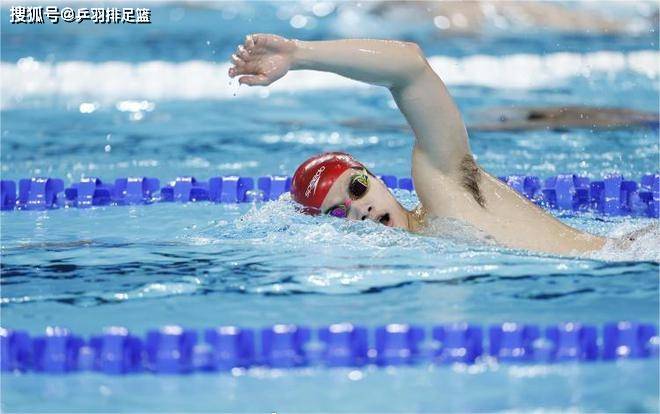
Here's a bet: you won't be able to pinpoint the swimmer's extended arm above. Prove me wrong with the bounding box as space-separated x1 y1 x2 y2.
229 34 471 176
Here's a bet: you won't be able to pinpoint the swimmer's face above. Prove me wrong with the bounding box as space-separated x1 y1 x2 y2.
320 167 408 229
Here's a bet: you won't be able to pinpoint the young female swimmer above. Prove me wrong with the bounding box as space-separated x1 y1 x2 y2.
228 33 607 255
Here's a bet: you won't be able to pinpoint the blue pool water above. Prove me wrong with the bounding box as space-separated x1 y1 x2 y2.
1 2 659 412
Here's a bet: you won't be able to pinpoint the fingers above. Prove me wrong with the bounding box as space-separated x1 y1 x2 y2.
229 34 273 82
236 33 273 64
230 53 244 67
228 56 247 78
231 44 252 70
245 33 271 53
244 34 255 50
236 45 250 61
228 61 257 79
238 74 270 86
228 65 247 78
228 46 257 78
228 54 244 78
252 33 264 47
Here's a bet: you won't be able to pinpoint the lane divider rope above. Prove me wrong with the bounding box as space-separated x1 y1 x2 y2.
1 322 658 374
0 173 658 217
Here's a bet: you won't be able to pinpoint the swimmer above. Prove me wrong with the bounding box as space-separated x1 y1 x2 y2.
228 34 620 255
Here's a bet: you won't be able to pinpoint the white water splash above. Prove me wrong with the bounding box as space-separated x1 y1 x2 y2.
234 195 660 265
590 221 660 262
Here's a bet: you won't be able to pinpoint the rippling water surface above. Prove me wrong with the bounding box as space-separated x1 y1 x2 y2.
1 1 659 412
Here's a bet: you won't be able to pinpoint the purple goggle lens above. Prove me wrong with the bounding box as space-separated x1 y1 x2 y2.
329 207 347 218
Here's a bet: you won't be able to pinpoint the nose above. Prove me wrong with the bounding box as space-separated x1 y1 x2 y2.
353 203 373 221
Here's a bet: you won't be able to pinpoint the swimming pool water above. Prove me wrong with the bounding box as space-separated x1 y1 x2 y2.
1 2 659 412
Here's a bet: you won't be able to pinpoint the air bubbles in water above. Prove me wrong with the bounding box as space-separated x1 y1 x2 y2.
312 2 335 17
79 102 98 113
290 14 308 28
433 15 450 30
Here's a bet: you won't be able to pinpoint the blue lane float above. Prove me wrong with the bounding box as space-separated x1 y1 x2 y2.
0 173 658 218
1 322 658 375
17 178 64 210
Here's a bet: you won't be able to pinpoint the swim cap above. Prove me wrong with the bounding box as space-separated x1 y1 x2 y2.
291 152 363 214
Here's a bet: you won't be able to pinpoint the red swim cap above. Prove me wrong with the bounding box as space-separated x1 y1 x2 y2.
291 152 363 214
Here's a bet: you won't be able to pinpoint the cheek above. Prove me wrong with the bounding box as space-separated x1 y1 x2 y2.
381 192 397 208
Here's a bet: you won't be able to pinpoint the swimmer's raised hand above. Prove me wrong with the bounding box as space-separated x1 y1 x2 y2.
228 33 295 86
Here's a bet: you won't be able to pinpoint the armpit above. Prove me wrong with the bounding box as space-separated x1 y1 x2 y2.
460 155 485 207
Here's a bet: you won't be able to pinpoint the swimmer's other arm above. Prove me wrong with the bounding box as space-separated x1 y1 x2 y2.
229 34 471 177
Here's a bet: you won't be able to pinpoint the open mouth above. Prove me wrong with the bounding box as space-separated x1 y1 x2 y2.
379 213 390 226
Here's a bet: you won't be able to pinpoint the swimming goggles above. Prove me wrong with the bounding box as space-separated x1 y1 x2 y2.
326 171 369 218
